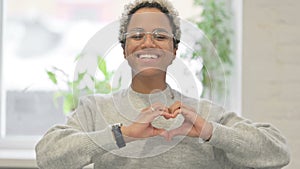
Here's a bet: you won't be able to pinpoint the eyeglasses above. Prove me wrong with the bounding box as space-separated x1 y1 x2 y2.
124 29 174 46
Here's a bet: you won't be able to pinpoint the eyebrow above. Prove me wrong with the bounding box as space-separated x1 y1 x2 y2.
154 28 169 33
128 27 170 33
128 27 145 32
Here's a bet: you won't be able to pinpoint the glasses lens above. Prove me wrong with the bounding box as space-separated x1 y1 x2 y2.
153 31 172 41
125 30 173 45
126 32 145 41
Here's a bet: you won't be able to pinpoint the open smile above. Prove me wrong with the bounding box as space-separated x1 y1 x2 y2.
137 54 159 59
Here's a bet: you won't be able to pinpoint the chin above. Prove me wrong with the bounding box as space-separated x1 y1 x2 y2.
133 67 166 77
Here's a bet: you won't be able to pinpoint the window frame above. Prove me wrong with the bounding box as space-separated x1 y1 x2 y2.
0 1 40 165
0 1 38 168
0 0 5 139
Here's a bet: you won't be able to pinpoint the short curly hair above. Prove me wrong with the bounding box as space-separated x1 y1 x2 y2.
119 0 181 49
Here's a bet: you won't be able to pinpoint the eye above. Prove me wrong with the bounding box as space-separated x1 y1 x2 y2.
153 32 171 41
128 32 145 41
154 34 168 41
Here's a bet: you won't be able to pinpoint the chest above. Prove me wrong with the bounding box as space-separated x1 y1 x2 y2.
94 137 221 169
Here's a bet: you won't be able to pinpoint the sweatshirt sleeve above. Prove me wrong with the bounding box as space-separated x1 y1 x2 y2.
35 96 118 169
207 111 290 168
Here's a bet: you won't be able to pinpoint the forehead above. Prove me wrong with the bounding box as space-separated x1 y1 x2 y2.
127 8 172 32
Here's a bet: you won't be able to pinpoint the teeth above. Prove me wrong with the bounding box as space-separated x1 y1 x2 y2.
138 54 158 59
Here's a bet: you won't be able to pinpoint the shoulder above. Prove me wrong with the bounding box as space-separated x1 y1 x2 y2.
70 89 126 119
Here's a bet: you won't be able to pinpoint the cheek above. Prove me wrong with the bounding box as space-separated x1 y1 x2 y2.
124 43 135 58
124 46 130 59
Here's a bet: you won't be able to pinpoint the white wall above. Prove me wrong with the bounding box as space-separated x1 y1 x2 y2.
242 0 300 168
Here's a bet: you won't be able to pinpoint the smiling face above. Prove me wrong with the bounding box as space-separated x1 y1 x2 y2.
124 8 177 77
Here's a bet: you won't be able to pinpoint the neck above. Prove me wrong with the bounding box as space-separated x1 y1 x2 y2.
131 72 167 94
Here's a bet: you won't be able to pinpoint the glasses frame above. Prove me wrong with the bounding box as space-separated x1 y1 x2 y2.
123 29 175 47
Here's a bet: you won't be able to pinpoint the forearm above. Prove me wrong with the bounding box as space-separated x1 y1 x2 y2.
208 120 290 168
35 125 117 169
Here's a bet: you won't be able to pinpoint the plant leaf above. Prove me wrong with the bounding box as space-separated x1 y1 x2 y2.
63 93 77 114
97 57 108 77
77 71 86 82
74 54 82 62
46 71 57 84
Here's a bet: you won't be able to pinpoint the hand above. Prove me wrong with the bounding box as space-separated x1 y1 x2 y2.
121 103 174 143
166 101 213 141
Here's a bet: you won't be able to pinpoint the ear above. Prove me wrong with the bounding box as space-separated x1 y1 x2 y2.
172 48 177 60
173 48 177 57
168 48 177 65
123 46 127 59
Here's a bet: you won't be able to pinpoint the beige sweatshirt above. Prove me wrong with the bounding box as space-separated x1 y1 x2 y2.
35 87 290 169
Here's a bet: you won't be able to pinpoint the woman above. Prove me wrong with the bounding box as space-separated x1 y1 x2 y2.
36 0 290 168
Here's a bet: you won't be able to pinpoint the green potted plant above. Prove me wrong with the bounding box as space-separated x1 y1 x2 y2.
46 56 120 114
189 0 233 100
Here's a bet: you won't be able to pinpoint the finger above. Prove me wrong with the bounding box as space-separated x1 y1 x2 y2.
179 103 196 112
169 101 182 114
171 108 182 118
142 103 167 112
139 104 168 120
150 103 169 113
148 104 170 120
135 109 163 124
171 101 182 113
162 109 180 120
175 107 198 123
160 111 175 119
173 108 206 137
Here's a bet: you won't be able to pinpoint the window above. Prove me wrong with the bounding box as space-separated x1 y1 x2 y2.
1 0 113 138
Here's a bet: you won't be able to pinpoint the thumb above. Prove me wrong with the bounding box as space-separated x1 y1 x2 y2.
152 127 167 137
167 126 186 141
159 130 169 140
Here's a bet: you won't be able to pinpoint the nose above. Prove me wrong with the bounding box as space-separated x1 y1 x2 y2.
141 34 156 48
